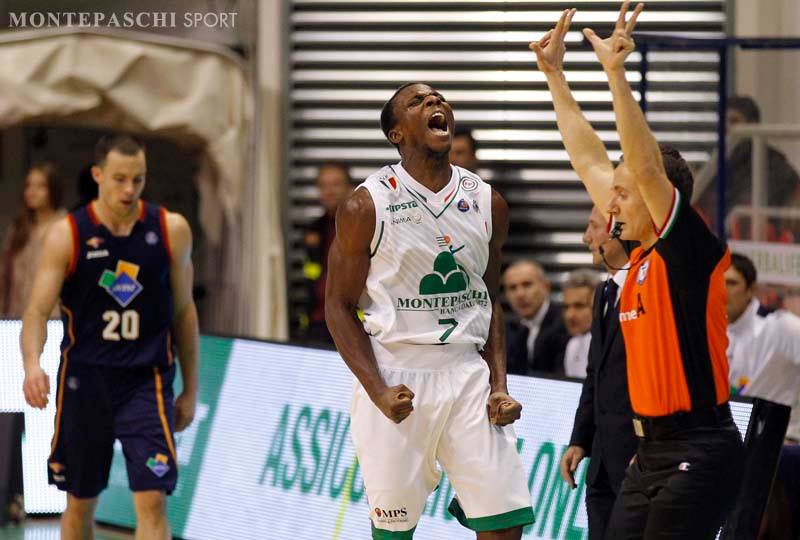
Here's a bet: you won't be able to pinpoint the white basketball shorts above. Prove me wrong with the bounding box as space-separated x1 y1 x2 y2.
349 338 535 538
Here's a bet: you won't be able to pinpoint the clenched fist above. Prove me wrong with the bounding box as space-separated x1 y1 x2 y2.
487 391 522 426
373 384 415 424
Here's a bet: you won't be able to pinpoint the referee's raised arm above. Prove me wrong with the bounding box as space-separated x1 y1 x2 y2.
584 2 674 229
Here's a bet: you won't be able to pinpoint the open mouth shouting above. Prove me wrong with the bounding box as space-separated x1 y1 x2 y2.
427 110 450 138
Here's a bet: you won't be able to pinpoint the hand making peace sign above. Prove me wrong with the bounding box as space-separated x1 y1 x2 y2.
583 1 644 71
529 8 576 74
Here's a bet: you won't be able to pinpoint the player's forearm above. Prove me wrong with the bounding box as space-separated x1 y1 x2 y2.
173 302 199 396
20 308 48 372
326 300 386 399
545 71 612 184
480 299 508 394
605 67 665 181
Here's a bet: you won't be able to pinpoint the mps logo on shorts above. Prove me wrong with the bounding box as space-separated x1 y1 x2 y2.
374 507 408 524
98 260 144 308
146 453 170 478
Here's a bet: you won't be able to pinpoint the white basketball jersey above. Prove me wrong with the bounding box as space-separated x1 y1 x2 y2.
358 162 493 346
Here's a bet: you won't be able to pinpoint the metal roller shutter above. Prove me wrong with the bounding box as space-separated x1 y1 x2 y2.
286 0 726 328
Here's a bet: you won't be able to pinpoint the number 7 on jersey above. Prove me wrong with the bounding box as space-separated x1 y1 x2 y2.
438 318 458 343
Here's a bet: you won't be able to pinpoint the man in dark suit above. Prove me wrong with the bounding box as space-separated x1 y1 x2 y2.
503 260 569 375
560 206 638 540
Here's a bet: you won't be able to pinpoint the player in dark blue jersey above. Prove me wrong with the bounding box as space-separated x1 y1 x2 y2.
21 135 199 540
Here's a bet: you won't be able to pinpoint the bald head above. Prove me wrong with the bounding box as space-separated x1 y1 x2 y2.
503 260 551 319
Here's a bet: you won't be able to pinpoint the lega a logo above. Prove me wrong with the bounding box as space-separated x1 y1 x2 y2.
637 260 651 285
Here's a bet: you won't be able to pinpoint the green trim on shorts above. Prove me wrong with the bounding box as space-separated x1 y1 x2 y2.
448 498 535 532
371 523 416 539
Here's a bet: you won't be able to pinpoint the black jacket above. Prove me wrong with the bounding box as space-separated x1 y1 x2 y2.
569 281 638 488
506 302 569 375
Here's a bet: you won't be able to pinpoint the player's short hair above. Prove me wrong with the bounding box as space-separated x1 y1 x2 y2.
94 134 145 167
728 95 760 123
453 126 477 154
563 269 602 292
317 161 353 185
730 253 757 288
380 82 421 145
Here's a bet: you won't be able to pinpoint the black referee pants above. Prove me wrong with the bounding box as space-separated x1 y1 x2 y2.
606 420 743 540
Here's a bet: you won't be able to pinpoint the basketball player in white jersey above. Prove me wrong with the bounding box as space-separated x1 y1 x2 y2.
326 83 535 539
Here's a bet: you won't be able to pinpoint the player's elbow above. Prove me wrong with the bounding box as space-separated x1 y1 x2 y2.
325 294 356 329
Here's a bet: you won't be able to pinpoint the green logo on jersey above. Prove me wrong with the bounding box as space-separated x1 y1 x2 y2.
419 247 470 295
395 245 488 315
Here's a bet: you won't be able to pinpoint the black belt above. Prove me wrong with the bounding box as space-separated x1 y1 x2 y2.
632 403 733 441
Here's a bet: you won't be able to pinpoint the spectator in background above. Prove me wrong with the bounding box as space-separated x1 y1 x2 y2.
449 126 478 173
726 253 800 408
302 162 354 344
503 259 569 375
562 269 601 378
725 252 800 539
694 95 800 241
0 162 65 318
0 162 64 524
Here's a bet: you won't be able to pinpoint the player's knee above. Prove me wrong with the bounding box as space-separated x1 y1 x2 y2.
65 495 97 519
133 490 167 519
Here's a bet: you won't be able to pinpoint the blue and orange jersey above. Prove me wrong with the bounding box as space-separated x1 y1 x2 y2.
60 201 174 368
618 188 731 417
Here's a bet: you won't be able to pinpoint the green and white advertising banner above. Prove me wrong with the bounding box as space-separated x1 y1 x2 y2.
174 340 594 540
9 329 752 539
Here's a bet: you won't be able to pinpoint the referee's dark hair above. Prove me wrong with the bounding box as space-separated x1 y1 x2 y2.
620 145 694 201
730 253 758 289
380 82 421 146
728 95 761 123
659 145 694 201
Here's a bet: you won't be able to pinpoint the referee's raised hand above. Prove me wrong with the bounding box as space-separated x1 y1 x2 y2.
529 8 576 74
583 1 644 72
